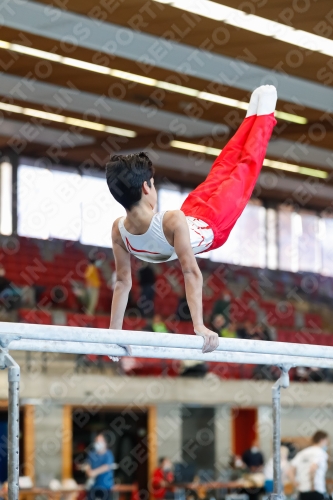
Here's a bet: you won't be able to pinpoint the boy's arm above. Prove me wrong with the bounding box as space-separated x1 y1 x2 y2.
167 211 219 353
109 220 132 355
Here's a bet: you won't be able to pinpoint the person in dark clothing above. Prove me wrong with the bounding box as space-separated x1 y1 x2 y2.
242 439 264 471
210 314 226 335
0 266 20 311
211 291 231 323
0 269 10 294
237 320 253 340
252 323 272 341
138 263 156 317
240 439 265 500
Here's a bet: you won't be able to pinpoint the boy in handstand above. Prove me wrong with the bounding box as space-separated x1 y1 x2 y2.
106 85 277 353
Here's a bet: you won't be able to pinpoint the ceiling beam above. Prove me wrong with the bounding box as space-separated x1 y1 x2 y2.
0 73 228 138
2 0 333 113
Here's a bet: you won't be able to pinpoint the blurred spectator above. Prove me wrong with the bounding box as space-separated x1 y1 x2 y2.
148 314 168 333
220 321 238 338
0 266 11 295
254 323 272 341
248 323 272 341
181 359 208 377
138 263 156 317
242 439 264 472
22 284 46 308
175 287 191 321
85 433 115 500
308 367 326 383
0 266 20 311
152 457 174 500
291 430 329 500
247 326 262 341
210 314 226 335
72 281 89 312
50 285 68 308
237 320 253 339
211 290 231 322
240 440 265 500
252 364 280 381
84 258 101 315
294 366 309 382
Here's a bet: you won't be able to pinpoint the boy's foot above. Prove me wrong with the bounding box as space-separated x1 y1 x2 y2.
246 86 261 117
257 85 277 116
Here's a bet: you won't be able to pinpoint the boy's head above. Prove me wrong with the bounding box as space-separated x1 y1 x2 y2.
106 152 156 211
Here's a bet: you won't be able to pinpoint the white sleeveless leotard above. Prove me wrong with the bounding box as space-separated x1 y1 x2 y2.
118 211 214 263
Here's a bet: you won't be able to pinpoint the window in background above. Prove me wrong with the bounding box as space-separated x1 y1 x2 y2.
321 217 333 276
298 212 321 273
278 208 300 273
0 162 12 236
158 186 183 212
18 165 53 239
18 165 125 247
266 208 278 270
80 176 125 248
210 202 266 268
48 170 82 241
18 166 81 240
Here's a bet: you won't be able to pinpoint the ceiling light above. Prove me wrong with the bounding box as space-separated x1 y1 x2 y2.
110 69 157 86
0 101 136 137
154 0 333 57
0 39 307 124
273 111 307 125
198 91 248 109
170 140 328 178
263 159 328 179
171 140 221 156
62 57 110 74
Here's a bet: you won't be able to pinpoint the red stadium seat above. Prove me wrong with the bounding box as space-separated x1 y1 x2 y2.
19 308 52 325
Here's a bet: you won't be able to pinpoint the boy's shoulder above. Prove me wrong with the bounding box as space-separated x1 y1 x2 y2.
163 209 187 226
111 217 125 245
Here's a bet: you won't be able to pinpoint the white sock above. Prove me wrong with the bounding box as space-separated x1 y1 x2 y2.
257 85 277 116
246 87 261 117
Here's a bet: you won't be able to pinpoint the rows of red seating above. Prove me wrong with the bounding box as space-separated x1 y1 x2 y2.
6 237 329 333
66 313 195 335
19 308 52 325
120 359 256 378
277 330 333 346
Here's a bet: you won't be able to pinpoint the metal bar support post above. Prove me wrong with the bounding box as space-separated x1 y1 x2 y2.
270 366 290 500
5 353 20 500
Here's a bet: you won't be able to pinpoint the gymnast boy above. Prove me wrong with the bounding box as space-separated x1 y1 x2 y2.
106 85 277 354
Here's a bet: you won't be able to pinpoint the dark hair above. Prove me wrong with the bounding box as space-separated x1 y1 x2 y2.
312 430 328 444
158 457 166 466
106 152 155 210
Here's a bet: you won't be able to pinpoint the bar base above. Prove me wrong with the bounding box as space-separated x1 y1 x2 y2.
268 494 285 500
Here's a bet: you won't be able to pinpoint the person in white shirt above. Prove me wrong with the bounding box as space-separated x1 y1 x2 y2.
291 430 329 500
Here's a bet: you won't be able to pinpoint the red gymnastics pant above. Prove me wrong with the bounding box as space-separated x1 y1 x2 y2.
180 113 276 251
